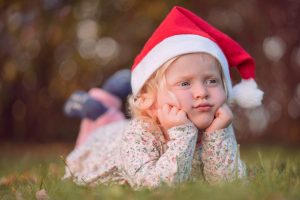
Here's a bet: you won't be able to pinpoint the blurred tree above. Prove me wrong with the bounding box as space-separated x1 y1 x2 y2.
0 0 299 144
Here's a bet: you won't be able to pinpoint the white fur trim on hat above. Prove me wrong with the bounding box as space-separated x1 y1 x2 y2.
131 34 233 96
232 79 264 108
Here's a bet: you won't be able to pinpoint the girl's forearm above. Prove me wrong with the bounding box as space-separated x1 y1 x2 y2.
120 122 198 189
201 125 246 184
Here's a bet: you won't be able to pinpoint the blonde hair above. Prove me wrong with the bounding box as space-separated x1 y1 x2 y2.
128 58 177 129
128 53 227 129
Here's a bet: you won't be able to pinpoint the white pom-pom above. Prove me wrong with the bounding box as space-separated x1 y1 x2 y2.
232 79 264 109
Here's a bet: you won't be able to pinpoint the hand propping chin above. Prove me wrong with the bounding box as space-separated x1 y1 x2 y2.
157 104 189 130
205 104 233 133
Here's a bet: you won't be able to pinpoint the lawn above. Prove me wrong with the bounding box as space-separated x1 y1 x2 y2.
0 143 299 200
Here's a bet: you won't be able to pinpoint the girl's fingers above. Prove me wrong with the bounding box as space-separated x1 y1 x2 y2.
170 106 178 115
157 108 162 117
220 104 233 118
177 109 186 116
162 104 170 114
212 103 233 130
157 104 189 130
216 104 228 116
162 104 180 115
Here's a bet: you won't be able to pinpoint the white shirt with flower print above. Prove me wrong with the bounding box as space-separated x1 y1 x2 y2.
63 118 246 189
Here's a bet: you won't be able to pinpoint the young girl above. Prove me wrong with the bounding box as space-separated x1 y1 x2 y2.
63 6 264 189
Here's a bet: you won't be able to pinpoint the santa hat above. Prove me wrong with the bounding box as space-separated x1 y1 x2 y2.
131 6 263 108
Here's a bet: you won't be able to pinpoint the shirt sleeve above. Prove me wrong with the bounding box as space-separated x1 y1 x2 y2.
201 125 247 184
119 120 198 189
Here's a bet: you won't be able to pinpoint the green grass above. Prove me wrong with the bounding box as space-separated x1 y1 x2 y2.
0 143 299 200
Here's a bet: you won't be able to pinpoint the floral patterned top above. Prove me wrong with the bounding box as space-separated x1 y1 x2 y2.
63 118 246 189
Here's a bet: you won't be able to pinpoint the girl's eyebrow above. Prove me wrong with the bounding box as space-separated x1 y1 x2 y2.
169 74 194 83
174 71 219 80
176 74 194 80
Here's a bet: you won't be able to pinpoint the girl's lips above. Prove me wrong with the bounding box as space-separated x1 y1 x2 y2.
193 104 213 112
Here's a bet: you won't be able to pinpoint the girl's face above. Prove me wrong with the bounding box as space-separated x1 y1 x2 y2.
156 53 226 130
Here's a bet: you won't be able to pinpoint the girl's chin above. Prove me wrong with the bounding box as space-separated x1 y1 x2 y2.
188 116 214 131
194 123 212 131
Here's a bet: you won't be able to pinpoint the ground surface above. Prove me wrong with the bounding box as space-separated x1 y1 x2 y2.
0 143 299 200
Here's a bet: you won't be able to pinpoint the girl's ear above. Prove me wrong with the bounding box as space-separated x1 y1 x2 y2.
136 93 155 110
140 93 158 120
156 89 181 109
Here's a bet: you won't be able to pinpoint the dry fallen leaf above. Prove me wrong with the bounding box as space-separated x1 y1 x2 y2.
0 172 38 186
15 191 24 200
35 189 50 200
0 175 17 186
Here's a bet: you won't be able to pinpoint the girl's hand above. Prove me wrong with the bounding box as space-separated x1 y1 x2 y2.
157 104 189 130
205 103 233 133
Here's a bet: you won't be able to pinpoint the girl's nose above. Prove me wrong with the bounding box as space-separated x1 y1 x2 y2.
193 83 208 99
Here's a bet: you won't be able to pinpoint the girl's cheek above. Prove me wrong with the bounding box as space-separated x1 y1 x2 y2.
219 90 227 105
176 93 193 111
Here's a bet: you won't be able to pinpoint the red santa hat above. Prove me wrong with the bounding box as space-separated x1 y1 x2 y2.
131 6 263 108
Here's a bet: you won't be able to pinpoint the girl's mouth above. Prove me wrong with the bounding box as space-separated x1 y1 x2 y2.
193 103 213 112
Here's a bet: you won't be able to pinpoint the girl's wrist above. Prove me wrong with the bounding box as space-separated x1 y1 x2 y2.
205 125 227 133
165 120 192 131
202 125 231 142
167 122 198 140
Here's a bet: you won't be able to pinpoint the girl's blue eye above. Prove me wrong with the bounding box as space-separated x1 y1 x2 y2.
179 81 190 87
205 79 218 85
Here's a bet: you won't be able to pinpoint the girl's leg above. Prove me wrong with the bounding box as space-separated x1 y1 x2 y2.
72 69 131 148
75 88 125 148
75 108 125 148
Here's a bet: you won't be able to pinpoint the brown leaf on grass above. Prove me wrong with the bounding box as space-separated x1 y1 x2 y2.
15 191 24 200
35 189 50 200
0 175 17 186
0 172 38 186
20 171 38 183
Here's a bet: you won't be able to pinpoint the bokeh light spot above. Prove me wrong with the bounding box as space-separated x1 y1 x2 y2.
288 83 300 119
95 37 119 62
246 107 270 134
77 39 96 59
2 61 18 82
73 1 99 20
288 98 300 119
294 47 300 67
6 11 22 32
263 36 286 62
59 59 78 81
77 19 99 40
266 100 282 122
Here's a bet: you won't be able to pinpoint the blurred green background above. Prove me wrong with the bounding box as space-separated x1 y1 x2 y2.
0 0 299 144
